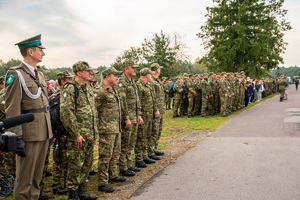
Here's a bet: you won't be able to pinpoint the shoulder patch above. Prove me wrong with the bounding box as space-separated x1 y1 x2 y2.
63 92 67 98
5 74 15 85
118 83 122 87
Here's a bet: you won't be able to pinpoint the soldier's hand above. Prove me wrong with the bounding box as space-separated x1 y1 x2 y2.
74 135 85 149
16 137 26 157
138 116 144 125
154 111 160 119
61 135 67 142
125 119 132 129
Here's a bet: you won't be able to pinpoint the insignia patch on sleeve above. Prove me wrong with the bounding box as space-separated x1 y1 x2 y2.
5 74 15 85
63 92 67 98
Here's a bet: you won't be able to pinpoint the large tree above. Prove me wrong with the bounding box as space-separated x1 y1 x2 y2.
197 0 291 77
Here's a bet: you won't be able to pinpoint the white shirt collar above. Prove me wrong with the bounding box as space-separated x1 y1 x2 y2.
22 61 36 76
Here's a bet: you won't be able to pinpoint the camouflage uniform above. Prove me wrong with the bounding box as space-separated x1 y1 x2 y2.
172 80 183 117
60 79 98 190
135 77 158 161
49 90 68 191
201 76 210 117
192 78 202 116
117 73 141 171
186 79 195 117
219 76 229 116
278 76 288 101
96 84 122 185
150 76 166 150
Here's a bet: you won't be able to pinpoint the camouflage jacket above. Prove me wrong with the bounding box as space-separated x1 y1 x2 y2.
201 79 210 97
173 82 183 100
136 79 158 115
186 80 195 98
117 74 141 123
60 80 98 141
219 79 229 96
150 77 166 115
96 84 121 134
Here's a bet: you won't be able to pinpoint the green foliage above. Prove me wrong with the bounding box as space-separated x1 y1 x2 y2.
0 58 22 76
197 0 292 77
111 31 188 78
275 66 300 78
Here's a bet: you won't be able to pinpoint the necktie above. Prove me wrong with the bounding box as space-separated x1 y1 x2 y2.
34 68 40 82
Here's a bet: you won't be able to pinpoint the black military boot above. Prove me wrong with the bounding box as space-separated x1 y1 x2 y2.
77 183 98 200
68 189 80 200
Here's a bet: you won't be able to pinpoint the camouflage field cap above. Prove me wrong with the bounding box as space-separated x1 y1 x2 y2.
150 63 163 71
102 67 122 77
140 68 152 76
203 73 208 76
57 71 74 79
123 59 139 68
0 75 5 83
15 34 45 50
91 69 99 75
220 72 226 75
72 61 93 73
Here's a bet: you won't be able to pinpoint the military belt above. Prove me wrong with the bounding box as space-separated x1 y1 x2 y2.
23 105 50 114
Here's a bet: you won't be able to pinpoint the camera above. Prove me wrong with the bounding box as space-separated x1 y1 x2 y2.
0 132 17 152
0 113 35 152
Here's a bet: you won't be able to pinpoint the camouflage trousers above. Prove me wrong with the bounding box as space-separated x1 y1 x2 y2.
2 152 16 175
52 141 67 188
172 98 181 116
220 96 227 115
135 112 153 162
187 97 194 116
192 95 201 116
119 122 138 171
98 133 121 185
66 138 94 190
153 113 164 150
201 96 208 116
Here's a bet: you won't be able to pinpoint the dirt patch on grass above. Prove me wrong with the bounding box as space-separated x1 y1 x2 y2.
99 130 208 200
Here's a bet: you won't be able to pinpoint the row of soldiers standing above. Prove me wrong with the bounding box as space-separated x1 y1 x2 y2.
163 72 279 118
0 59 166 200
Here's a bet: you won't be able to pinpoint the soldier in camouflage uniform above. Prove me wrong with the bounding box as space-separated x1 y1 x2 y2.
150 63 166 158
135 68 160 168
60 61 98 200
187 75 196 117
96 67 124 193
192 75 201 116
117 59 143 176
51 71 74 195
207 72 215 115
201 73 210 117
278 75 288 102
172 77 183 118
219 72 229 116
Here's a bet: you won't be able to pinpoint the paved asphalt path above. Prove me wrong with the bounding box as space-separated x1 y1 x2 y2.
131 87 300 200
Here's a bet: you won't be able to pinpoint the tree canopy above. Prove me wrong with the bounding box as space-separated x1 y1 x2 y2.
197 0 292 77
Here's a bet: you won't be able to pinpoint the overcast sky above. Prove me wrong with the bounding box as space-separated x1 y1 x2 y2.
0 0 299 69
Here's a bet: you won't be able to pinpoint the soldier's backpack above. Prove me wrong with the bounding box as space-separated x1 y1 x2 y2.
49 82 79 138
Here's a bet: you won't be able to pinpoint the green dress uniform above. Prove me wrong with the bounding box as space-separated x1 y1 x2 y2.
5 63 52 200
